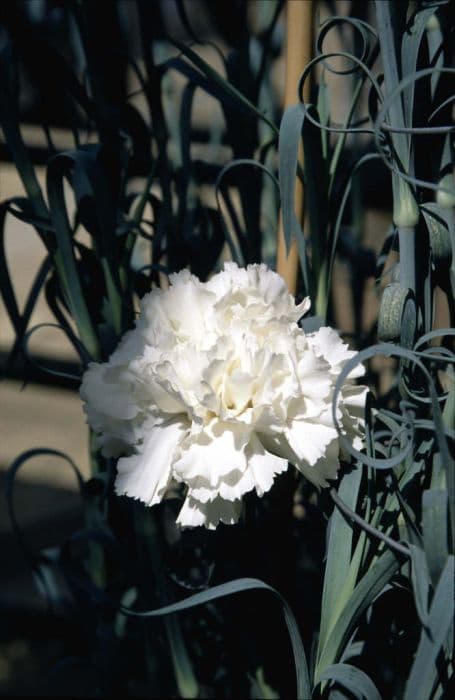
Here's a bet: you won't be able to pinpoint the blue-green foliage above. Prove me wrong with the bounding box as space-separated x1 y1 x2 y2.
0 0 453 697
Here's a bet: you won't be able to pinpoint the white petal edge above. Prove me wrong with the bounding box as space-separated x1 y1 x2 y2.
297 438 340 488
176 494 243 529
115 418 188 505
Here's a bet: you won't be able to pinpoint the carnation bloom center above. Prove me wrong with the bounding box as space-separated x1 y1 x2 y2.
80 263 367 529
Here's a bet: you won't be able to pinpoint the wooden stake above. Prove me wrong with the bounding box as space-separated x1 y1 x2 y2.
276 0 313 295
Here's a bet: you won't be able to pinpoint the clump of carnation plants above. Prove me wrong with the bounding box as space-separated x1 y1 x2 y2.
1 1 453 698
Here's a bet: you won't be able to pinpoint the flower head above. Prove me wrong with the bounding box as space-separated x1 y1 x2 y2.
80 263 367 529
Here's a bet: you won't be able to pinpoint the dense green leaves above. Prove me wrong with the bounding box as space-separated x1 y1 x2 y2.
422 489 450 586
315 549 402 682
318 466 363 656
316 663 381 700
167 39 279 136
404 556 454 700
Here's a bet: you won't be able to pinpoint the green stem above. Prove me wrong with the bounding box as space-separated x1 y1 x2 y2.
330 488 411 558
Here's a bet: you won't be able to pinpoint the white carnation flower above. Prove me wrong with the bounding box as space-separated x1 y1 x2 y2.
80 263 367 529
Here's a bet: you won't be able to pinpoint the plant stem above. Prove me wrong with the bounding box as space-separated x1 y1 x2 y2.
330 487 411 559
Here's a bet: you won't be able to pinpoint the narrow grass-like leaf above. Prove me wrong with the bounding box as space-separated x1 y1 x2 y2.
167 39 278 135
317 663 381 700
175 0 202 43
44 273 92 365
409 545 431 629
165 614 199 699
5 198 54 231
72 145 127 336
0 35 49 225
131 506 199 700
426 12 444 99
404 555 454 700
375 1 408 166
326 153 381 316
23 323 83 382
302 104 329 316
47 153 101 360
315 549 401 682
330 487 410 559
214 159 278 266
422 489 449 587
7 255 52 369
167 57 248 119
214 171 244 265
318 466 363 656
6 448 84 603
121 577 311 700
373 67 455 197
0 200 26 333
401 6 438 129
331 345 452 487
278 103 305 252
278 103 310 293
0 199 53 361
7 448 84 550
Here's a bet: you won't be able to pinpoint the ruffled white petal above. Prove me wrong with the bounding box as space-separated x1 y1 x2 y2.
173 421 250 487
285 420 338 467
115 419 188 505
177 494 243 529
80 363 139 421
297 438 340 487
246 434 288 496
308 326 365 378
341 384 369 413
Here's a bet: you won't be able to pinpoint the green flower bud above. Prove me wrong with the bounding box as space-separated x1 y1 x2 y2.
393 179 419 228
436 173 455 209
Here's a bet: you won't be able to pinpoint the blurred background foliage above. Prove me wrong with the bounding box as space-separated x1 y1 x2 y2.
0 0 454 697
